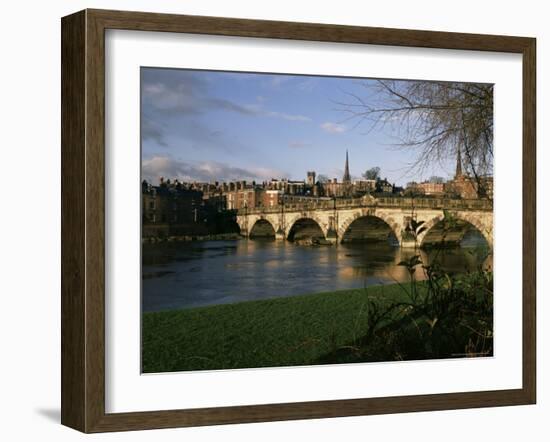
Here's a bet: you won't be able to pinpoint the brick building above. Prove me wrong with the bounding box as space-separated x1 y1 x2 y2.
407 181 446 196
445 149 493 199
142 180 204 224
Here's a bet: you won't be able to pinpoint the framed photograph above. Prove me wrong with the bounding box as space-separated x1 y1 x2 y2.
61 9 536 432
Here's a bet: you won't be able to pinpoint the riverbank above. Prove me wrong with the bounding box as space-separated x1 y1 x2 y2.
142 233 336 245
142 283 420 373
142 232 242 243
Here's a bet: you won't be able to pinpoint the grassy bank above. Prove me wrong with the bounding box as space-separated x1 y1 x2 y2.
142 283 422 373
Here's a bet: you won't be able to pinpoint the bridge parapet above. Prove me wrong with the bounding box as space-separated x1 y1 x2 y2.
237 196 493 216
375 197 492 211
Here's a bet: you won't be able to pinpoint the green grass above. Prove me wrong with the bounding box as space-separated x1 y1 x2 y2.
142 283 417 373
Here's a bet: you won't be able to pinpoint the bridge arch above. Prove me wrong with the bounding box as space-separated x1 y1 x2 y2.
419 212 492 249
287 217 326 242
338 212 401 245
236 213 280 237
249 218 276 239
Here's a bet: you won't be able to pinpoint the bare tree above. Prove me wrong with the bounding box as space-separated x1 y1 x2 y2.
317 174 329 183
336 80 493 197
362 167 381 181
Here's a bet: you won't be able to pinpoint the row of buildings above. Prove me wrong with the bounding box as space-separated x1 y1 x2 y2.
406 150 493 199
142 150 492 230
142 151 396 226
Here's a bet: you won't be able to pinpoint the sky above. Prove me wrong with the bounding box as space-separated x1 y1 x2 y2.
141 67 460 186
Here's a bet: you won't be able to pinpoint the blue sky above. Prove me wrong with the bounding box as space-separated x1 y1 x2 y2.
141 68 457 186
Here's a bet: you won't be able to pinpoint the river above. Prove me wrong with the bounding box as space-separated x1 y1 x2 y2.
142 235 491 313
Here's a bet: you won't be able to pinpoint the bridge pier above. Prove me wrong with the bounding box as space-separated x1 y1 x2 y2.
400 238 418 249
325 228 338 244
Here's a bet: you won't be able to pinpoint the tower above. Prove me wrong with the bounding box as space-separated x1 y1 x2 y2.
455 147 463 178
343 150 351 183
307 171 316 186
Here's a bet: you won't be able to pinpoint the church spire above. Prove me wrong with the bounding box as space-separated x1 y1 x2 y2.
343 150 351 183
455 147 463 178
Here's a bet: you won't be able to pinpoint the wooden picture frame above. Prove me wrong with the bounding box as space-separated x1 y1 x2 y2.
61 8 536 433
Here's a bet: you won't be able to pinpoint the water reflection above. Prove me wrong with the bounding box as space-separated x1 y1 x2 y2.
142 239 491 313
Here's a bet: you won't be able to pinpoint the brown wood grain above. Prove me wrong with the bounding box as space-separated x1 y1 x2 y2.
61 8 537 433
61 10 86 431
522 38 537 403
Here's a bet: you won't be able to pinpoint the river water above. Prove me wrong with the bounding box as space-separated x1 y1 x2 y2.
142 237 491 313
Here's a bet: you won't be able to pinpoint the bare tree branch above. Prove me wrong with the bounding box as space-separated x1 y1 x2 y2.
336 79 493 196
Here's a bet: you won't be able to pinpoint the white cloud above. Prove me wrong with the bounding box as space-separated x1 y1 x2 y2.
320 122 347 133
142 155 288 184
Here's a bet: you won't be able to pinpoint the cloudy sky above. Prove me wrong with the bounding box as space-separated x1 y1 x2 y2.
141 68 457 186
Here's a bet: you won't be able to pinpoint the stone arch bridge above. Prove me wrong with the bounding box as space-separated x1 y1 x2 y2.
236 196 493 248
